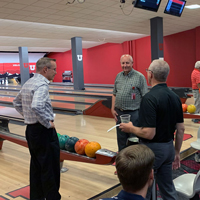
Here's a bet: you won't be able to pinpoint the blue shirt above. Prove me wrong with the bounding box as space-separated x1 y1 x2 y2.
13 73 54 128
100 190 146 200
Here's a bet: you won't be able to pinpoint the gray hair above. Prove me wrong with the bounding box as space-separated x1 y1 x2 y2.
195 61 200 69
120 54 133 63
36 57 56 72
149 59 170 82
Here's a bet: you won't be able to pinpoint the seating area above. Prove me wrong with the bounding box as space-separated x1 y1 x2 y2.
173 170 200 200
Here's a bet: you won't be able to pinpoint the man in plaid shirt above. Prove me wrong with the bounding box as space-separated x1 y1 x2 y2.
13 57 61 200
111 54 148 160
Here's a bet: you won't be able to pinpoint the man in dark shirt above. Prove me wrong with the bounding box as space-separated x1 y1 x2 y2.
100 144 155 200
119 59 185 200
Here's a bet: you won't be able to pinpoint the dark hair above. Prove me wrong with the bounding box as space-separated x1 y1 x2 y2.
116 144 155 192
36 57 56 72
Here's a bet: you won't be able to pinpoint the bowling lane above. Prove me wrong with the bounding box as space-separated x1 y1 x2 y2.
0 96 91 112
0 90 105 104
0 113 119 200
0 85 112 99
0 109 198 200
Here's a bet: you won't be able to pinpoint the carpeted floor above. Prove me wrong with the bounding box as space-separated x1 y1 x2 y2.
157 151 200 200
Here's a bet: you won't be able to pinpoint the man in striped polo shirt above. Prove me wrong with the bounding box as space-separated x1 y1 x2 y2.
191 61 200 123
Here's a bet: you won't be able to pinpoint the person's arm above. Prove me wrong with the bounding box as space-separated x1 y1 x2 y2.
31 85 52 128
13 90 23 116
119 122 156 140
172 122 185 170
138 74 148 97
197 83 200 89
111 94 118 122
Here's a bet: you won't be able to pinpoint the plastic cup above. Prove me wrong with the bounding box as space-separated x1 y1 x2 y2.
120 114 131 123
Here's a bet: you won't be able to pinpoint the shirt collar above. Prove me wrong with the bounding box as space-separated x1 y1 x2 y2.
118 190 145 200
34 73 50 84
123 68 134 77
152 83 167 90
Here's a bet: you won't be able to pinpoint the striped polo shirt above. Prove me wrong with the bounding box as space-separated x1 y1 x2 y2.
191 69 200 89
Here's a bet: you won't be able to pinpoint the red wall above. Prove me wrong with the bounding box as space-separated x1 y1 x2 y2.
135 36 152 82
0 63 36 74
85 43 124 84
47 26 200 87
164 29 196 87
48 50 73 82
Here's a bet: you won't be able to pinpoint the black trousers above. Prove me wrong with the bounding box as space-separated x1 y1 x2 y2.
26 123 61 200
115 108 139 152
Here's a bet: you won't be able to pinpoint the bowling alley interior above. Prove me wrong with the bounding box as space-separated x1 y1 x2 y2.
0 0 200 199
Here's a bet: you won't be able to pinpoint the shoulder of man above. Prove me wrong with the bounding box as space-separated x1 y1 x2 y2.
132 69 145 77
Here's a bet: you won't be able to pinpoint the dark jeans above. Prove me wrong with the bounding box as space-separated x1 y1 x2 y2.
115 108 139 152
26 123 61 200
141 140 177 200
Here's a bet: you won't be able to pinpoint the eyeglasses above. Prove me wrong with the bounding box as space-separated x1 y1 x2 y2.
146 68 153 73
47 67 56 72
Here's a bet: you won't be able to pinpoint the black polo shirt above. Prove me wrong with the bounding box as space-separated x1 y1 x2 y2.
138 83 184 143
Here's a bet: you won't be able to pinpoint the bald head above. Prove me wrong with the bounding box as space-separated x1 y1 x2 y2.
120 54 133 63
149 59 170 82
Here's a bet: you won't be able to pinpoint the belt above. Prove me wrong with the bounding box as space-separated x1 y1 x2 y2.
116 108 133 112
140 139 172 143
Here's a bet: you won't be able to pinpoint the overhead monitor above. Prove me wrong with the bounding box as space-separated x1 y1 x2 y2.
134 0 162 12
164 0 186 17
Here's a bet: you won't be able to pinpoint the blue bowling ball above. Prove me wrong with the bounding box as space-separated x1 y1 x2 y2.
65 137 79 152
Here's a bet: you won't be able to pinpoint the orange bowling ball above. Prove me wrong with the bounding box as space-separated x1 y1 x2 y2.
187 104 196 114
75 139 89 155
182 104 188 112
85 141 101 158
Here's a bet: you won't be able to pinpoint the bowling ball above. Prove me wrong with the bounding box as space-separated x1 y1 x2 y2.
85 141 101 158
65 137 79 152
59 135 69 150
187 104 196 114
75 139 89 155
182 104 188 112
57 132 61 138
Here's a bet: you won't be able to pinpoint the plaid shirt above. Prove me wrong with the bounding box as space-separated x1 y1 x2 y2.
13 73 54 128
113 69 148 110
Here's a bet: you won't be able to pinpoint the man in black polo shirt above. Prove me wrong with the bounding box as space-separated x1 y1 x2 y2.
119 59 185 200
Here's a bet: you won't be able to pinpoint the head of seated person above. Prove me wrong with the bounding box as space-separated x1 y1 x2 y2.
116 144 155 198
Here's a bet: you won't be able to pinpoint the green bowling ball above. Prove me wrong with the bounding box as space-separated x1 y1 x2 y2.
57 133 61 138
59 135 69 150
65 137 79 152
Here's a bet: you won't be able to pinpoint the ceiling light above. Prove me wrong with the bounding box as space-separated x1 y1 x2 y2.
66 0 85 4
185 4 200 9
77 0 85 3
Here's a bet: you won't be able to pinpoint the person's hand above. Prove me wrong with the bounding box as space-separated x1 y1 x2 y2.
172 153 180 170
119 122 133 133
50 121 55 129
111 109 118 122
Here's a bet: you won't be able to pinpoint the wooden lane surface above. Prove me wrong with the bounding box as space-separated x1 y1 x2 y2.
0 96 91 111
0 90 103 105
0 113 120 200
0 87 199 199
0 107 199 199
0 85 113 96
